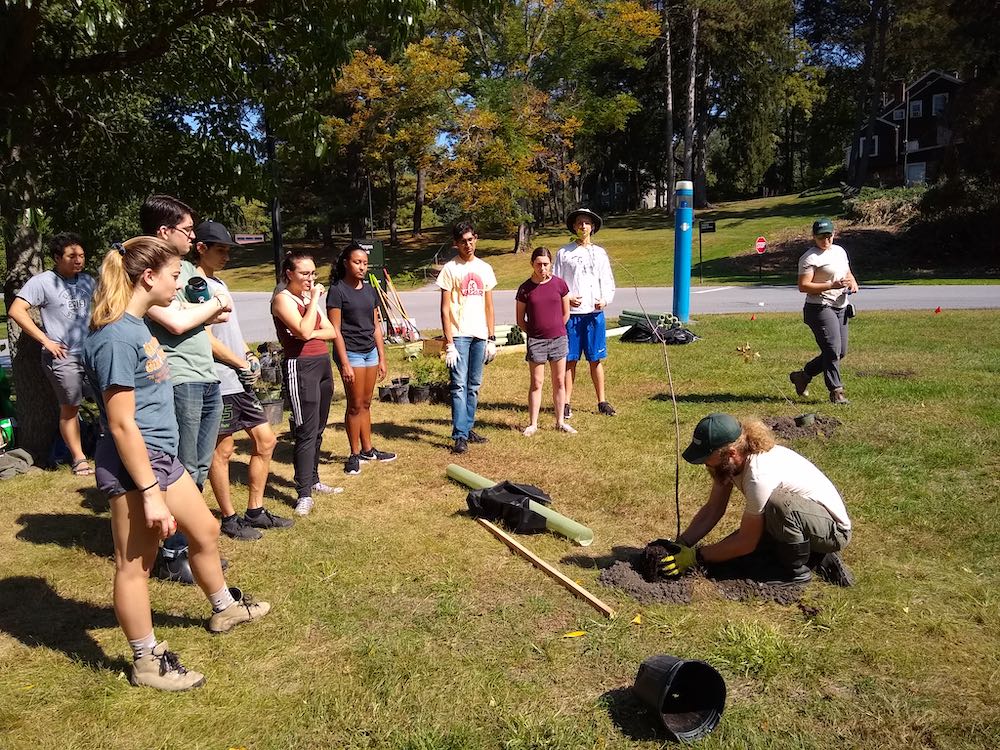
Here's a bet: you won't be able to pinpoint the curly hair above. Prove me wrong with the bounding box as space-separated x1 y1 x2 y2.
733 418 776 455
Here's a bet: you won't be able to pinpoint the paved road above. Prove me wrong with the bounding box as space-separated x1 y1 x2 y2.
234 284 998 343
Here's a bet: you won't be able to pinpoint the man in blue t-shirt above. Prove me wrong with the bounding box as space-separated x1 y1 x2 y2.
9 233 96 475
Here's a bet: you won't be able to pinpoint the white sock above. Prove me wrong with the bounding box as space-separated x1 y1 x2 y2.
209 584 236 613
129 632 157 661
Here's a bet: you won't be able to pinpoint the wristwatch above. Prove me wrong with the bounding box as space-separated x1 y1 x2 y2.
487 335 496 341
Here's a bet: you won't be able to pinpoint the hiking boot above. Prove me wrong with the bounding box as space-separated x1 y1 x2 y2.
207 587 271 634
221 514 263 542
294 497 314 516
467 430 488 444
830 388 850 405
563 403 572 420
344 454 361 475
130 641 205 692
312 481 343 494
815 552 855 587
557 423 578 434
359 447 397 462
789 370 811 397
244 509 293 529
598 401 616 416
451 437 468 454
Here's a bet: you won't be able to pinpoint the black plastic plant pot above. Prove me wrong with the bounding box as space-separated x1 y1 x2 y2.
633 655 726 743
409 384 431 403
794 413 816 427
390 383 410 404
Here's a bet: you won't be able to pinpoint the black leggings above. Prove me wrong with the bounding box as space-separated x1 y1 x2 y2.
284 355 333 496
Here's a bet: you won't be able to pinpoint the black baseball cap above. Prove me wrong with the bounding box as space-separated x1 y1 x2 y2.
682 413 742 464
195 220 240 247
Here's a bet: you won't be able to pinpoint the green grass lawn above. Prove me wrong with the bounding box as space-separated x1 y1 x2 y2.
2 309 999 749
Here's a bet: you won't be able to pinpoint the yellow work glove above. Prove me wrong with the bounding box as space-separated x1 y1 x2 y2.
658 543 697 578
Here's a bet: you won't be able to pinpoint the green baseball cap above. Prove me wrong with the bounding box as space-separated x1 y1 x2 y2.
812 217 834 235
682 413 742 464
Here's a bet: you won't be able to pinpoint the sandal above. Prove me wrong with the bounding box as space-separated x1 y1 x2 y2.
71 458 95 476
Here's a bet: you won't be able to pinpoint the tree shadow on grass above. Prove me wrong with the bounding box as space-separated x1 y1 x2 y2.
16 513 114 558
371 420 441 443
561 546 642 570
223 446 299 508
652 393 788 404
0 576 201 673
599 686 668 742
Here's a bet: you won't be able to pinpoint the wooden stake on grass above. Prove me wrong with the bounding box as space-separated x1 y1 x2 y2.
476 517 616 619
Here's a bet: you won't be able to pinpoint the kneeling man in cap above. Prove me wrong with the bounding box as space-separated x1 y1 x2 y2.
660 413 854 586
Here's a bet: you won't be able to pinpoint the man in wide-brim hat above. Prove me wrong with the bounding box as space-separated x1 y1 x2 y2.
552 208 617 419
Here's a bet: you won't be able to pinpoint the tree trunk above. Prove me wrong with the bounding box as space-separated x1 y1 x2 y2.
388 161 399 246
662 1 676 211
857 0 890 188
513 222 533 253
411 165 426 236
694 61 710 208
851 0 879 186
3 193 60 465
683 6 699 181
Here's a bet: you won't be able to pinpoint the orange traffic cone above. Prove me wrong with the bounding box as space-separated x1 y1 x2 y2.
750 313 757 321
934 306 942 314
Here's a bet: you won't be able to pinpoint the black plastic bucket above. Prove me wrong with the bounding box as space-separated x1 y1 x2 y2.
633 654 726 742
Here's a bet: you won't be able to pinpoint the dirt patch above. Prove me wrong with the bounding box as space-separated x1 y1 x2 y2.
763 415 840 440
855 369 916 379
599 561 694 605
713 578 807 605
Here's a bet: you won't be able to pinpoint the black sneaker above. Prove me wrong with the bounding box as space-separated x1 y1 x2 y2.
467 430 488 444
598 401 616 416
344 454 361 475
244 508 294 529
221 514 263 541
452 437 468 454
359 447 397 462
815 552 855 587
564 403 572 420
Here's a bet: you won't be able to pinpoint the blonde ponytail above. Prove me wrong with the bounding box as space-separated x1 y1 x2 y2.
90 237 176 330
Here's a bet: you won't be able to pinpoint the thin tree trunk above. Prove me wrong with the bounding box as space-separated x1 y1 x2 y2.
851 0 879 186
412 165 426 236
857 0 890 187
663 1 676 210
513 221 533 253
388 161 399 246
694 61 710 208
683 6 699 181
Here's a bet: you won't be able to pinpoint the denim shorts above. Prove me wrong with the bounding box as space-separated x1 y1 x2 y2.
346 347 379 367
94 439 185 497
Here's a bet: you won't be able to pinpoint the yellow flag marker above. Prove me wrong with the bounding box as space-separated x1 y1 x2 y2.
631 614 642 625
562 630 587 638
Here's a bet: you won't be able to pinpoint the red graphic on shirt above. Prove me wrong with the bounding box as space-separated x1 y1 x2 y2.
461 272 486 297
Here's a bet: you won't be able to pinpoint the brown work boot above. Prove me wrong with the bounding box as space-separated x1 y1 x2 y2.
130 641 205 692
789 370 811 397
830 388 850 405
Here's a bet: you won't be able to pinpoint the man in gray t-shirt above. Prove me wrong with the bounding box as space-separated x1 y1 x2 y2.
8 233 96 475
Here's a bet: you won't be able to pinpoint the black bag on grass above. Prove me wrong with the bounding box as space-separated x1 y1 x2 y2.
621 321 698 345
466 481 552 534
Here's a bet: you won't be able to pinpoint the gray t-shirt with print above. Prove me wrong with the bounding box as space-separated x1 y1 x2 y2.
16 270 96 354
83 313 178 456
203 274 245 397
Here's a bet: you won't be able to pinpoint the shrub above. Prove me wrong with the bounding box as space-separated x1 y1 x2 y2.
843 186 927 226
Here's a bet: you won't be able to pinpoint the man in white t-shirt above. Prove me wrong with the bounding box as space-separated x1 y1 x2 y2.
436 221 497 455
658 413 854 586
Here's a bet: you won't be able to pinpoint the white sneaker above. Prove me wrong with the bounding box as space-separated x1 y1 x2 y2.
558 423 578 434
294 496 314 516
523 424 538 437
312 482 343 495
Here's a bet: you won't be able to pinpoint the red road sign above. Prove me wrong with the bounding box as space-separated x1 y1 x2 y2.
755 236 767 254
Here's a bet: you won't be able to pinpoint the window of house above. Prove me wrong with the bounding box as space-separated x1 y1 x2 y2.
910 99 923 118
933 93 949 116
893 108 905 121
859 136 879 158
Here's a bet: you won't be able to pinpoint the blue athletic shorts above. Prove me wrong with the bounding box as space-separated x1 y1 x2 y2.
346 347 379 367
566 311 607 362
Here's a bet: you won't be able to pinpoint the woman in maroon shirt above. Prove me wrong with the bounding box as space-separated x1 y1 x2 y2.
515 247 575 436
271 250 341 515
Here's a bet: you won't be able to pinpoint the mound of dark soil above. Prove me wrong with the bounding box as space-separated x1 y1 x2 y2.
713 578 807 605
855 369 916 379
763 415 840 440
598 561 694 605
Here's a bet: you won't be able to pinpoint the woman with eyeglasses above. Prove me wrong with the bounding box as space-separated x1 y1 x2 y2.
271 250 341 515
83 237 270 692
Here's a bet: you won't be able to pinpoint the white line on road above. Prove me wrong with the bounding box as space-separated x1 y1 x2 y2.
693 286 734 294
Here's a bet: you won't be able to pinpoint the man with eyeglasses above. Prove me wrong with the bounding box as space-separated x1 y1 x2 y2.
140 195 234 581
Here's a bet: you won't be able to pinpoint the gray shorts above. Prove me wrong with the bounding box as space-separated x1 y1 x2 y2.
218 391 268 435
94 439 185 498
42 351 90 406
526 335 569 363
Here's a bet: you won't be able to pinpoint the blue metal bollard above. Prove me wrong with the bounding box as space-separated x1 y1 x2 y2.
673 180 694 323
